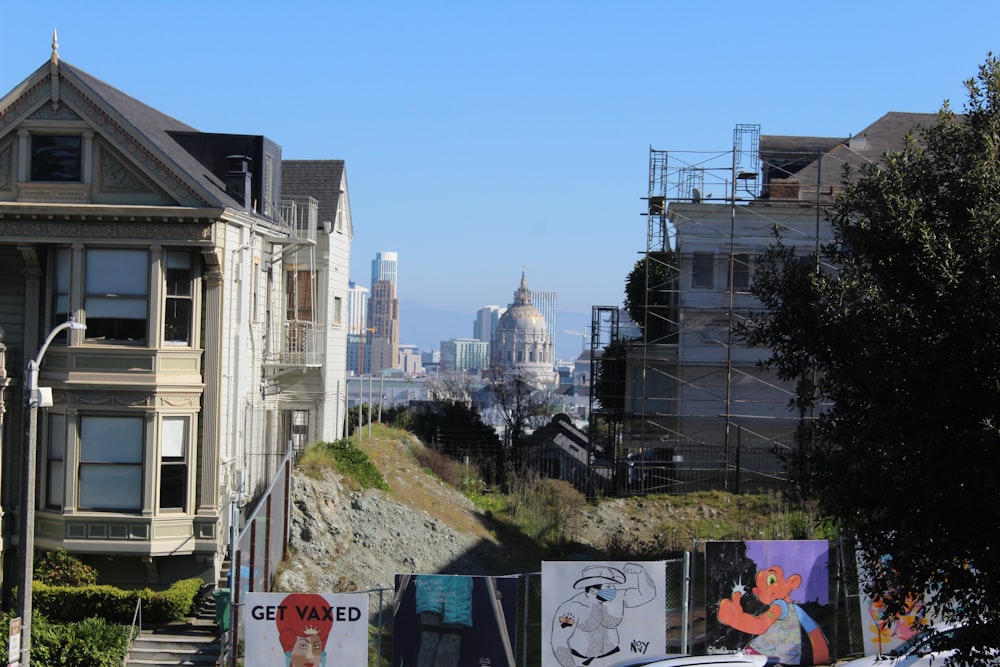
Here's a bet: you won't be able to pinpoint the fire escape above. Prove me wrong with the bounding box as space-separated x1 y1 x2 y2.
263 196 323 379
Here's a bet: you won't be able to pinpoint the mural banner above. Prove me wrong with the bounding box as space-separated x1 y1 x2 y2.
243 591 370 667
705 540 832 666
541 560 666 667
855 550 933 656
391 574 519 667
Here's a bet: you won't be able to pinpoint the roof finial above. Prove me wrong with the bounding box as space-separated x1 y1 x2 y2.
51 28 59 64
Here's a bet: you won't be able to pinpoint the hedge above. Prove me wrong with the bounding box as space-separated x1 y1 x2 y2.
32 577 204 623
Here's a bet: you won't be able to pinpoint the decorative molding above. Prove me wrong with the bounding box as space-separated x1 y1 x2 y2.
73 393 155 407
0 142 11 189
203 270 224 286
160 394 199 407
0 219 213 240
99 150 150 193
28 104 82 122
0 78 46 134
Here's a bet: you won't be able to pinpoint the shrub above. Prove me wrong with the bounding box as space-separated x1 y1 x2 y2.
324 440 389 490
507 473 586 549
35 548 98 586
0 610 133 667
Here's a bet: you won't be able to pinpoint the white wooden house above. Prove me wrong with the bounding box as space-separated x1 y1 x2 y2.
0 49 352 589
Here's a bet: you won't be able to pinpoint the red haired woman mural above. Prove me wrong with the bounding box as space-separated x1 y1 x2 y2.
245 590 368 667
275 593 335 667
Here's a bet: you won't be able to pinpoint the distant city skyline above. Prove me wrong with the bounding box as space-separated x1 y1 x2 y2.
353 260 588 361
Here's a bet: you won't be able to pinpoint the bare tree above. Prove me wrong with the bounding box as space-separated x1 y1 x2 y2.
485 365 557 449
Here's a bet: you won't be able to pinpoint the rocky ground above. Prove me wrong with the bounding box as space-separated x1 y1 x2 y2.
272 431 762 598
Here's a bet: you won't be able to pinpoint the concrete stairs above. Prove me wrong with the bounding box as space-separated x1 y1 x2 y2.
124 587 222 667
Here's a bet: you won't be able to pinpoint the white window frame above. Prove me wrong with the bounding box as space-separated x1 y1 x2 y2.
159 415 190 512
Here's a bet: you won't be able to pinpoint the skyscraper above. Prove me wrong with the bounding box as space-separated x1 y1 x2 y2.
367 251 400 372
347 281 369 333
371 251 398 285
531 289 557 346
347 281 370 375
474 305 503 343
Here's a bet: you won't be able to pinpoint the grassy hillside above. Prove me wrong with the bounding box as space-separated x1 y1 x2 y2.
298 425 836 567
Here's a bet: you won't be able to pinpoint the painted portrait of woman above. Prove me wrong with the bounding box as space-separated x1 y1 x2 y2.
274 593 335 667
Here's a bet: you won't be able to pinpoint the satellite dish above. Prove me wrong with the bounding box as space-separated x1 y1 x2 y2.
692 188 702 203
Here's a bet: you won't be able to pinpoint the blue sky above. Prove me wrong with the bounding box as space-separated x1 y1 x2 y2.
3 1 998 355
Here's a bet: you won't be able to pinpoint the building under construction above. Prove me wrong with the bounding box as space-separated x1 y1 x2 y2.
589 113 937 495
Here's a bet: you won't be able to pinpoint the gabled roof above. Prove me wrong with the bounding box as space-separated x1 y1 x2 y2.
0 57 256 210
762 112 939 200
281 160 346 227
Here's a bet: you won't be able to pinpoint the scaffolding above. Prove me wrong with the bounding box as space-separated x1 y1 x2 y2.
608 122 857 495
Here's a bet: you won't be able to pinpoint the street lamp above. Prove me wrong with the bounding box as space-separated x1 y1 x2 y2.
18 318 85 667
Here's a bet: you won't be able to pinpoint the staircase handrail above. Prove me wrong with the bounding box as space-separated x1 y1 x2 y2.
122 596 141 667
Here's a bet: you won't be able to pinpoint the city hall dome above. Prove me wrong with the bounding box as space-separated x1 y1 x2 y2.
491 270 557 387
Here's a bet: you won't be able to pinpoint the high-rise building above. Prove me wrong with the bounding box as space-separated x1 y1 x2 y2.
440 338 490 372
531 289 557 347
346 281 371 375
368 278 399 372
367 251 400 372
347 281 369 333
371 251 398 285
474 305 504 343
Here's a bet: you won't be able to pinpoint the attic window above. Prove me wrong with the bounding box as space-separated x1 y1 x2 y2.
31 135 82 182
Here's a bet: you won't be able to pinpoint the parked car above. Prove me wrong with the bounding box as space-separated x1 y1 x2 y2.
609 653 767 667
838 623 990 666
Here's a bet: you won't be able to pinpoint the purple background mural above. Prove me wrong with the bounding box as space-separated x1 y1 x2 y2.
705 540 833 666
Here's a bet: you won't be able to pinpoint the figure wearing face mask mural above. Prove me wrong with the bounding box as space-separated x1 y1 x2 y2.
550 563 656 667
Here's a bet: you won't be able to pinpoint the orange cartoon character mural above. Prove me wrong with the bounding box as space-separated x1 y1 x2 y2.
717 564 829 665
275 593 334 667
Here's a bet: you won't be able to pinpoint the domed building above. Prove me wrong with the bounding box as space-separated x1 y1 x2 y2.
490 270 558 387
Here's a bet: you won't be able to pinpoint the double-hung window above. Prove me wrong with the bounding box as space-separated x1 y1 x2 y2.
692 252 714 288
46 413 66 510
78 415 143 512
160 416 189 511
164 251 194 344
729 253 751 292
85 248 148 343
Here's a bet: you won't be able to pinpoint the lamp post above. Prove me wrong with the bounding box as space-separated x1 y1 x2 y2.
18 318 85 667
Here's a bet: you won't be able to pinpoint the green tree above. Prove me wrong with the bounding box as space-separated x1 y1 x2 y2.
592 338 628 425
624 251 677 343
743 57 1000 660
408 399 504 483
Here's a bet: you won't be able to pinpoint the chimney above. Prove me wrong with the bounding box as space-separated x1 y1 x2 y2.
768 178 800 200
225 155 252 211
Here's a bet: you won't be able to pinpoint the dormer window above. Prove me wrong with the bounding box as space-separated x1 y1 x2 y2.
31 135 82 182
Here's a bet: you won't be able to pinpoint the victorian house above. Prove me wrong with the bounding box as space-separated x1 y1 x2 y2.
0 46 352 591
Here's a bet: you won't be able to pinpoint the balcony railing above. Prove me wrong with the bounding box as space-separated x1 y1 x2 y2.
277 197 319 243
264 321 324 368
